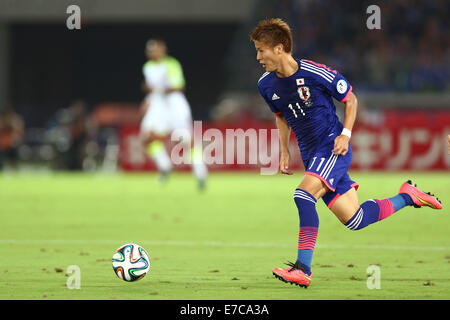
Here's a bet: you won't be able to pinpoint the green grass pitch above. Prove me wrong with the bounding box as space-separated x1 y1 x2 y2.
0 171 449 300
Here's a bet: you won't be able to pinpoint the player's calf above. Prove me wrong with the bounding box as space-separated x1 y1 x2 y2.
345 195 412 230
146 140 172 179
344 180 442 231
293 189 319 276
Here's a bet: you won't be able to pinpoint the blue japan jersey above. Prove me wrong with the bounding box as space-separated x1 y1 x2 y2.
258 58 353 161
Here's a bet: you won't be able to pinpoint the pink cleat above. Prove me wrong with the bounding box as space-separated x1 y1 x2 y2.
399 180 442 210
272 261 312 288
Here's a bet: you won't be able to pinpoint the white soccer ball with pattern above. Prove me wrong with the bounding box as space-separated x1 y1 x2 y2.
112 243 150 282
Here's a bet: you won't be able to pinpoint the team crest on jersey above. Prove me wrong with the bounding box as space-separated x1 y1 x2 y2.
297 86 311 101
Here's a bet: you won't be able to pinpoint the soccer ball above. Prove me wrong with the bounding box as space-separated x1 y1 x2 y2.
112 243 150 282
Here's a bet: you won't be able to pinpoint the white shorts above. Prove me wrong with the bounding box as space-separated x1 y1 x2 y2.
140 92 193 136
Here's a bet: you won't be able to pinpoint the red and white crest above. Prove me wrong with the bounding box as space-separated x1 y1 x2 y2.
297 86 311 101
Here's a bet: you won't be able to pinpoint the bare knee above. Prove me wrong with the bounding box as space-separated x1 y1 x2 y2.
297 175 329 200
333 207 360 226
329 188 360 225
141 131 156 146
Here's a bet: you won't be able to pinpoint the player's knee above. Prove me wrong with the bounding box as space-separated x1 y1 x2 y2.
297 175 328 199
146 140 166 157
293 189 318 213
293 189 320 227
140 132 153 145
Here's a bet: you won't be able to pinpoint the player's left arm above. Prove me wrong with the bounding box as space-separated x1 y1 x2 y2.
332 91 357 156
317 68 357 156
165 57 186 94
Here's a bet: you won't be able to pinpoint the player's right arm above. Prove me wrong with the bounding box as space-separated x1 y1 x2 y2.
257 76 292 175
276 114 293 175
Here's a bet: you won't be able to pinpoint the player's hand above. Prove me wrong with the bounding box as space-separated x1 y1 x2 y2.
280 152 293 175
332 135 350 155
165 88 183 94
141 82 153 94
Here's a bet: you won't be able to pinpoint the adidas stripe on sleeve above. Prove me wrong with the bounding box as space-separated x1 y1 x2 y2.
300 59 352 103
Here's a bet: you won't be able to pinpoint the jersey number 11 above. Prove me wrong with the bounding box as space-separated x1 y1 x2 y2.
288 103 305 118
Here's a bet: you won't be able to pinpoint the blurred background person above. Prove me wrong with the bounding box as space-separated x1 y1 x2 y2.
61 100 90 170
0 107 24 170
45 100 96 170
140 39 208 189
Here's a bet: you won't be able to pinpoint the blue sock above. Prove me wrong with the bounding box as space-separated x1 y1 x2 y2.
391 193 414 210
294 189 319 276
297 249 314 275
344 200 380 230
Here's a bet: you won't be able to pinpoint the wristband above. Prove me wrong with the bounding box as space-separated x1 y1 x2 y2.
341 128 352 138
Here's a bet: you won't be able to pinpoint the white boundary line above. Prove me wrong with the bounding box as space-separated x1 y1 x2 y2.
0 239 448 251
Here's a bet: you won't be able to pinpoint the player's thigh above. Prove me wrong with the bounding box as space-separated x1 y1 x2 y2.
171 114 193 137
167 92 192 115
297 174 329 200
141 111 172 140
329 187 360 224
140 117 160 144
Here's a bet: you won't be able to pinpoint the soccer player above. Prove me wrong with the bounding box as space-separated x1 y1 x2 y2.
250 19 443 288
140 39 207 189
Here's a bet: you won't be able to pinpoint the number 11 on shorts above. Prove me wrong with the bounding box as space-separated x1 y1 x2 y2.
308 157 325 171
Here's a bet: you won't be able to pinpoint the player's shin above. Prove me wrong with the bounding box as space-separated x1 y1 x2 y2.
294 189 319 276
147 140 172 173
191 147 207 188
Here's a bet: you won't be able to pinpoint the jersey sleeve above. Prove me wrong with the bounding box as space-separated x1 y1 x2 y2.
300 60 352 102
165 57 186 90
326 72 353 102
315 70 352 103
258 82 281 115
